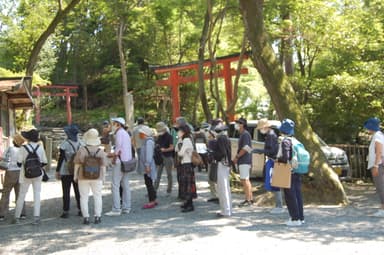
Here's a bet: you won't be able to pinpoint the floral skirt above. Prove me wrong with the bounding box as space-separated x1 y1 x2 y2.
177 163 197 200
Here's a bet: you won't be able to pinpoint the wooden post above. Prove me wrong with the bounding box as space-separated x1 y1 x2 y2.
65 88 72 124
45 137 53 172
35 87 41 126
222 60 235 121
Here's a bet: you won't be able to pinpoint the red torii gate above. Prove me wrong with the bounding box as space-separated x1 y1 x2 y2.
152 53 249 122
33 85 78 125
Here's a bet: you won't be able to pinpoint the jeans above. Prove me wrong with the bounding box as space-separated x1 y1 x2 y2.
78 180 103 217
0 171 25 217
154 156 173 193
111 162 131 211
61 175 80 212
284 173 304 221
274 189 283 208
144 174 157 202
217 162 232 216
15 175 42 218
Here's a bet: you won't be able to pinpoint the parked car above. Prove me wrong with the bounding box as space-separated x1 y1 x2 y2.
228 120 351 179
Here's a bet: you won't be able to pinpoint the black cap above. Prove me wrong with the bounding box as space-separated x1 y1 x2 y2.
137 117 144 125
235 117 247 126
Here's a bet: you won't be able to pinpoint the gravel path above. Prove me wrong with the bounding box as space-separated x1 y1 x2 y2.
0 169 383 255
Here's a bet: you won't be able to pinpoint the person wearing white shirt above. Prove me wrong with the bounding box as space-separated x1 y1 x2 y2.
364 117 384 217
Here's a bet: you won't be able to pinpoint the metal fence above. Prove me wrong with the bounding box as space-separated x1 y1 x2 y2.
330 144 370 180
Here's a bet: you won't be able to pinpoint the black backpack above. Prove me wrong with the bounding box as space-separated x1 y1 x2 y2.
153 144 163 165
24 144 43 178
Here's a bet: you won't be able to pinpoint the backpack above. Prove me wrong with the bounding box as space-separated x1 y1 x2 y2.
23 144 43 178
66 140 80 175
153 144 163 165
291 138 310 174
82 147 101 180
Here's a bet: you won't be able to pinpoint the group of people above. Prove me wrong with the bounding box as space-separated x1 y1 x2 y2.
0 116 383 227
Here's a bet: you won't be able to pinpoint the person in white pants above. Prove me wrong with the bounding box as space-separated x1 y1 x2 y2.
74 128 107 225
212 124 232 217
13 129 47 225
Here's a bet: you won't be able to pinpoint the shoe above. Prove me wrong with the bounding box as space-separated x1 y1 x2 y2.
373 210 384 217
77 211 82 217
122 209 131 214
12 218 20 224
285 219 302 226
270 207 285 214
207 198 219 203
216 213 231 218
301 220 305 224
60 212 69 219
105 210 121 216
181 205 194 213
238 200 252 207
94 216 101 224
142 203 156 209
83 217 90 225
0 216 5 221
20 214 27 220
32 217 41 225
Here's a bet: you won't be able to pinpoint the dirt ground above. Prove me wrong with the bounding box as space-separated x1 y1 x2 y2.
0 169 383 255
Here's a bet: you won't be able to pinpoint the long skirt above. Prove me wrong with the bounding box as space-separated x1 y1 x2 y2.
178 163 197 200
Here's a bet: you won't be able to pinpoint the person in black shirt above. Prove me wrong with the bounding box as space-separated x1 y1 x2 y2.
154 122 174 195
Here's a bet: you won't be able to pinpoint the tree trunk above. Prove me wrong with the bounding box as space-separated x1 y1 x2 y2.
198 5 213 122
25 0 81 79
239 0 347 204
117 21 134 129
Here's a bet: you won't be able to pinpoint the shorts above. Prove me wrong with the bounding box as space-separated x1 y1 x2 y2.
239 164 251 180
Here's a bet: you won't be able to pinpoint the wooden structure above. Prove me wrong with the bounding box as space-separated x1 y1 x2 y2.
151 53 249 122
33 85 78 125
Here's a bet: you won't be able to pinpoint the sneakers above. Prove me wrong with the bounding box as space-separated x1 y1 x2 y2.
105 210 121 216
207 198 219 203
142 203 157 209
0 216 5 221
181 205 194 213
60 212 69 218
270 207 285 214
285 219 302 227
94 216 101 224
373 210 384 217
216 213 231 218
32 217 41 225
122 209 131 214
238 200 253 207
83 217 90 225
11 218 20 224
20 214 27 220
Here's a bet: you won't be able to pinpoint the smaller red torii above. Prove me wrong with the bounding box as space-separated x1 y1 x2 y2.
152 53 249 122
33 85 78 125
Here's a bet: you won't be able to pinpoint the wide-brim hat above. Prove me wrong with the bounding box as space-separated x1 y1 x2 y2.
257 118 270 130
364 117 380 132
13 134 25 146
156 122 168 133
139 126 153 137
21 129 39 143
111 117 126 126
83 128 101 146
279 119 295 135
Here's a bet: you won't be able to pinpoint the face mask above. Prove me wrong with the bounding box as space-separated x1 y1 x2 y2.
260 128 268 134
235 124 240 131
158 131 165 136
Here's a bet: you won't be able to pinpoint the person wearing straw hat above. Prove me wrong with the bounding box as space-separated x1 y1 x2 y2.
55 124 83 219
253 118 285 214
363 117 384 217
105 117 133 216
74 128 107 224
154 122 174 195
0 134 26 221
13 129 47 225
138 126 158 209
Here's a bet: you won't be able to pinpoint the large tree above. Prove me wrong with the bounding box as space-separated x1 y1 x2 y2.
239 0 347 204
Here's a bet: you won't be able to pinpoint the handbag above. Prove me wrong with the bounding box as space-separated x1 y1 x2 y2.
271 162 292 188
120 156 137 173
42 169 49 182
0 159 9 170
191 151 203 166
